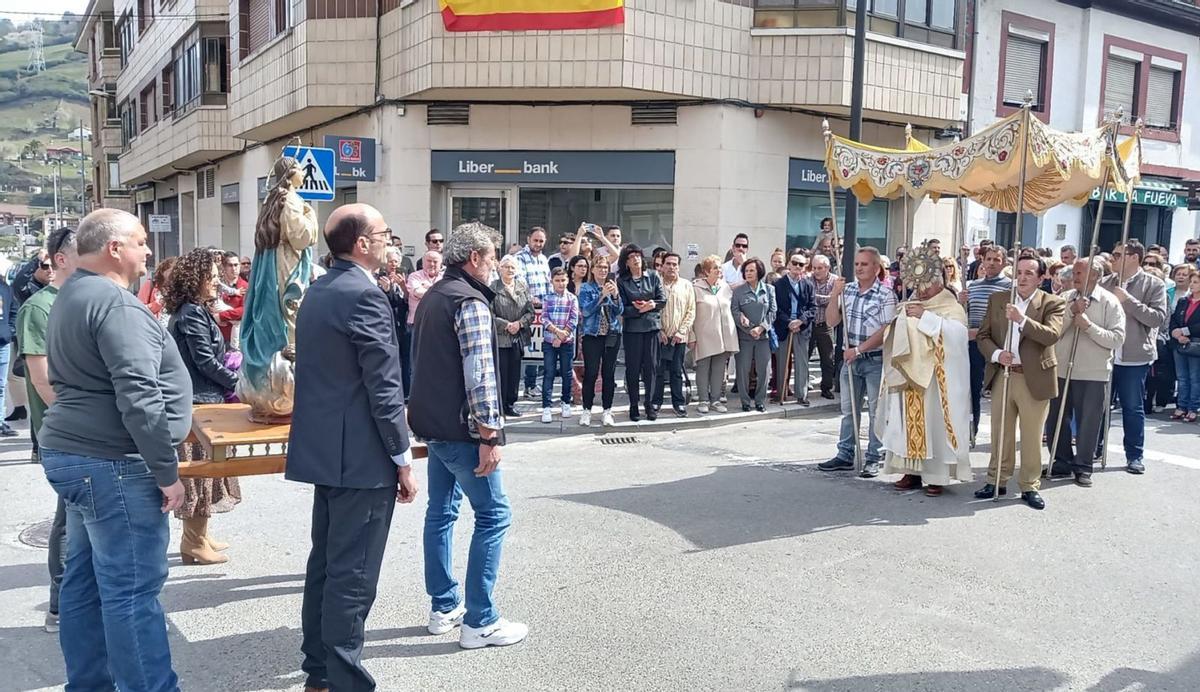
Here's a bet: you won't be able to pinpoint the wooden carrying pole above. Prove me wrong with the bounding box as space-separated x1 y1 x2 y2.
990 96 1034 502
823 120 864 473
1046 127 1115 478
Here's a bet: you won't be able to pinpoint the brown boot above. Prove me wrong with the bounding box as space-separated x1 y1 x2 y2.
204 535 230 552
893 474 922 490
180 517 229 565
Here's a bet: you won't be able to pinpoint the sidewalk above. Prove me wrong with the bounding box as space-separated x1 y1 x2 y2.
506 361 840 436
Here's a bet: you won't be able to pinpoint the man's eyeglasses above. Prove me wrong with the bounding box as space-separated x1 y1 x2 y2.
734 243 749 249
790 261 806 267
50 229 75 258
39 262 52 270
429 238 444 245
240 261 251 267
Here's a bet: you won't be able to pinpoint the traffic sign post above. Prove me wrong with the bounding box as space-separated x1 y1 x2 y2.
282 146 337 202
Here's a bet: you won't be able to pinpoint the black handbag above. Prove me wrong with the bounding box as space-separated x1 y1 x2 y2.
1178 339 1200 357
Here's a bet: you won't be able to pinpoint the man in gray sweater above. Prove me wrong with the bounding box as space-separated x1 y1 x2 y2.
1101 240 1169 474
38 208 192 691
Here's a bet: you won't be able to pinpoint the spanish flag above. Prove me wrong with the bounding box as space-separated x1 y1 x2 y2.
439 0 624 31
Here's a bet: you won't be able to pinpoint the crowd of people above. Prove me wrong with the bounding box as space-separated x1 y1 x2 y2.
15 200 1200 691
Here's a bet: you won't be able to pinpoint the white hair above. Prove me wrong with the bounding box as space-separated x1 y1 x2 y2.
443 221 501 265
385 246 403 262
76 208 139 256
811 255 831 268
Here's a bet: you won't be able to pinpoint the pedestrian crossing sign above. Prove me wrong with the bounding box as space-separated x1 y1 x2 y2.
282 145 337 202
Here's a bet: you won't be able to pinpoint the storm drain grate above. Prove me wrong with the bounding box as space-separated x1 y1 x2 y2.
598 435 640 445
19 519 53 548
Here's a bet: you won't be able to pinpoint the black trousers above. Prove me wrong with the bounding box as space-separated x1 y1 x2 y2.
652 341 687 408
581 334 620 410
1145 340 1176 411
808 322 836 394
301 484 396 692
497 346 523 410
623 330 659 409
968 340 986 436
1047 378 1107 474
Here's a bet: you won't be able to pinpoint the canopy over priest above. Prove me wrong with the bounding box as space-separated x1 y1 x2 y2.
876 245 973 495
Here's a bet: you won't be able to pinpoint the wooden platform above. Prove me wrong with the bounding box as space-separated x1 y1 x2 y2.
180 403 426 478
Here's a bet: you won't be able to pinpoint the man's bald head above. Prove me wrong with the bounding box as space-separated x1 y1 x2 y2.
76 208 140 256
325 203 384 256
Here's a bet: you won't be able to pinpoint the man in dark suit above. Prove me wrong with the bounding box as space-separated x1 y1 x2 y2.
773 252 816 405
287 203 418 692
974 256 1065 510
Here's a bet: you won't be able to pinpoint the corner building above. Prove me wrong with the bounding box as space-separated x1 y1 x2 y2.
87 0 972 262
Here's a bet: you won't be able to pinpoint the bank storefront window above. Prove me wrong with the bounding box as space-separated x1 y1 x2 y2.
786 158 889 252
519 188 673 251
431 149 677 249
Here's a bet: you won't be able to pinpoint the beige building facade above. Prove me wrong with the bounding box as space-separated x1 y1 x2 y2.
80 0 970 264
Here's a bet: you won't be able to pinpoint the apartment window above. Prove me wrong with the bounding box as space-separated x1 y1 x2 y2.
119 99 135 150
116 12 134 67
107 154 123 193
1099 37 1186 138
104 85 119 124
240 0 289 58
997 13 1054 120
1145 66 1180 130
138 0 155 34
101 16 117 53
170 25 229 117
138 82 157 133
161 66 174 118
756 0 962 49
1103 58 1138 122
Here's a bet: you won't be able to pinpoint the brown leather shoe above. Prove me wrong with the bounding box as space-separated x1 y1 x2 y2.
893 474 922 490
924 485 944 496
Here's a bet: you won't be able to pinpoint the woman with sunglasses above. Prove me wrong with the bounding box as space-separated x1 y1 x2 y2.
617 244 665 421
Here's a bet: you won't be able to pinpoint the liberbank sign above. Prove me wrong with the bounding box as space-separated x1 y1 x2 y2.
431 150 675 185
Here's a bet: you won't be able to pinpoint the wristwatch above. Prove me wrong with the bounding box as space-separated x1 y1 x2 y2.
478 436 501 447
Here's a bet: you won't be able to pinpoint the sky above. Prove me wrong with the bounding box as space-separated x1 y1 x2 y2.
1 0 90 22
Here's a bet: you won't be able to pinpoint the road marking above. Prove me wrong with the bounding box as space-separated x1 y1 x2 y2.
1144 450 1200 470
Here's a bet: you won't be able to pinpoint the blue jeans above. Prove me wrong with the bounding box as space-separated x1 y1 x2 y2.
0 342 10 418
1175 351 1200 413
541 342 574 408
41 449 177 692
423 441 513 629
835 352 884 463
1112 364 1150 463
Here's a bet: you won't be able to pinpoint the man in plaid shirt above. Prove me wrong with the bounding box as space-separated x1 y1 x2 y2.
409 221 528 650
819 247 897 478
516 227 550 396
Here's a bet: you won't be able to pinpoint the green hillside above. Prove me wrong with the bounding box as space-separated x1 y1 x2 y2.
0 16 91 223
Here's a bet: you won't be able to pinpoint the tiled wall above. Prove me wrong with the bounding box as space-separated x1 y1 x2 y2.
120 108 241 182
229 14 376 139
750 33 961 120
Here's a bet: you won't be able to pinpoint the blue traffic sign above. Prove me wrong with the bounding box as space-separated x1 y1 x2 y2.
282 146 336 201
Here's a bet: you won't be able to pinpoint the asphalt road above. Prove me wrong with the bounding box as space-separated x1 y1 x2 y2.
2 403 1199 691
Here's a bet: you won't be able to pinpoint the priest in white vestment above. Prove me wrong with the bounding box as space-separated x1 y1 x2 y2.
876 246 973 495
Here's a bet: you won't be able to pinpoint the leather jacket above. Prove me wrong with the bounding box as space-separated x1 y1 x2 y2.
169 301 238 404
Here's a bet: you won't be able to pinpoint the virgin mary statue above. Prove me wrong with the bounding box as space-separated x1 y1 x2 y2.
236 156 319 422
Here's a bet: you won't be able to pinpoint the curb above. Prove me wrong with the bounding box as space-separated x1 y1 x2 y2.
504 399 839 438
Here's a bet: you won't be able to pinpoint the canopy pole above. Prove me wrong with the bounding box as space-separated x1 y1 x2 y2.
903 124 913 251
950 135 964 281
1099 117 1143 468
823 120 864 474
1046 122 1118 480
990 95 1034 502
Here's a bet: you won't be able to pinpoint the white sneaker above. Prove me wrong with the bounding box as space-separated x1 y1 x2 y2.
560 402 572 418
460 618 529 649
719 395 728 404
428 603 466 635
44 611 59 633
602 409 615 427
541 407 552 423
580 408 592 427
698 402 709 414
713 402 728 413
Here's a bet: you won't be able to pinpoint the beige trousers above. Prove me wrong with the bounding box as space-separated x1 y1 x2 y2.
987 372 1048 492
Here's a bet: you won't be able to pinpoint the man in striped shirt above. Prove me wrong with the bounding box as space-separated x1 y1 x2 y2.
961 245 1011 444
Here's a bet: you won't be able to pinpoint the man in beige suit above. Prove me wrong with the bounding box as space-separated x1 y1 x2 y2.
974 256 1066 510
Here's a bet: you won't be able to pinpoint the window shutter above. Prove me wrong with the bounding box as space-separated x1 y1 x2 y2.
1145 66 1177 129
1003 35 1044 107
1103 57 1137 123
247 0 272 53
